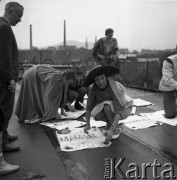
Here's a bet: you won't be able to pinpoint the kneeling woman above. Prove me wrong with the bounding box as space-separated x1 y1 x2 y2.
15 65 76 123
84 65 133 143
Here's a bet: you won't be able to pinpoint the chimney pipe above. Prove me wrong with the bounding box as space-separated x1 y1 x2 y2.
30 24 32 50
63 20 66 50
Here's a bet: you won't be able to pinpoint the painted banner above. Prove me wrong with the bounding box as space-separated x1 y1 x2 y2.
56 127 111 151
141 110 177 126
119 115 160 130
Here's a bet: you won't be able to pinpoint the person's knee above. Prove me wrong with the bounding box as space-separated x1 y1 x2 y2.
78 87 87 96
68 90 79 102
103 104 112 113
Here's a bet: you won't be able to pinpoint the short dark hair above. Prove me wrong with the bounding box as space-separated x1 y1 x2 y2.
5 2 24 11
63 70 76 82
105 28 114 35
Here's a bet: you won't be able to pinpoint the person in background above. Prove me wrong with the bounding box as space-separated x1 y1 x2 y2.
159 54 177 118
0 1 24 175
84 65 133 144
92 28 124 85
15 65 76 123
65 64 88 111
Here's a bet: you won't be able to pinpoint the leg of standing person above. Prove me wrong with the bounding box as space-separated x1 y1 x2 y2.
110 58 125 85
0 86 19 174
0 84 20 152
163 91 176 118
0 131 19 175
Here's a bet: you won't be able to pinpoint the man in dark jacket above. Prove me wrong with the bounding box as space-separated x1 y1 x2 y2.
0 2 24 175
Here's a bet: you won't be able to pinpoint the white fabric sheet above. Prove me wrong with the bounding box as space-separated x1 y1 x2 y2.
133 98 153 107
119 115 159 130
41 120 86 130
60 110 86 120
82 117 106 127
56 127 111 151
140 110 177 126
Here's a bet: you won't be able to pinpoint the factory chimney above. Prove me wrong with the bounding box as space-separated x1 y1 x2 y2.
30 24 33 50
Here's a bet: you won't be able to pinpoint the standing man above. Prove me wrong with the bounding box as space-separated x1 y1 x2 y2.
0 2 24 174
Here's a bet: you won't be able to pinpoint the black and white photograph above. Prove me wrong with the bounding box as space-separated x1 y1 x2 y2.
0 0 177 179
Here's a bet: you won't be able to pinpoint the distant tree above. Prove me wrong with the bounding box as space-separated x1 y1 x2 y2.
132 50 139 55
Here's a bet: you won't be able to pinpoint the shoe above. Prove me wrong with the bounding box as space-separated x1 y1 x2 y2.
3 143 20 152
75 102 84 110
0 156 19 175
3 130 18 142
7 134 18 142
112 128 121 139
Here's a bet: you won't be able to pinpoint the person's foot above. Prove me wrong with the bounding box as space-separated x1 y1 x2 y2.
0 156 19 175
3 143 20 152
112 128 121 139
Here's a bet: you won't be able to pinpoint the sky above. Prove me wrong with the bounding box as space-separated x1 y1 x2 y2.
1 0 177 51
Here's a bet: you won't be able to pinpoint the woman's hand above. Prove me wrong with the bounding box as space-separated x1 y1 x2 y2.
61 108 68 116
84 124 91 133
8 80 16 93
55 112 61 120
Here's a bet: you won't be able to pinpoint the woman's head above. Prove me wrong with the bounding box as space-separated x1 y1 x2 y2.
105 28 114 41
63 70 76 85
94 74 107 89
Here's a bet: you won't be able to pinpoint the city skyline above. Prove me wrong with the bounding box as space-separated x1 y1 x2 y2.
0 0 177 51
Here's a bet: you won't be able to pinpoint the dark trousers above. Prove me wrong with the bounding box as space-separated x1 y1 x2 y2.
0 83 15 143
163 90 177 118
67 87 87 104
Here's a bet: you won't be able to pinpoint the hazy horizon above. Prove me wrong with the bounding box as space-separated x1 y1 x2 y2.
1 0 177 51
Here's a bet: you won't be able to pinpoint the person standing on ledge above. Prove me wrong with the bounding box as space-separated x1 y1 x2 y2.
0 1 24 174
92 28 124 85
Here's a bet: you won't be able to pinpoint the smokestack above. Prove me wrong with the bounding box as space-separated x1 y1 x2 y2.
85 37 88 49
30 24 32 50
94 35 97 45
63 20 66 50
